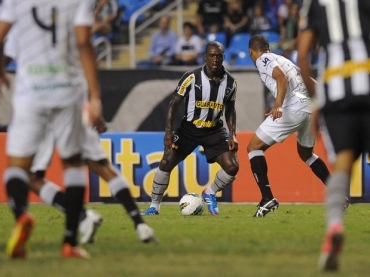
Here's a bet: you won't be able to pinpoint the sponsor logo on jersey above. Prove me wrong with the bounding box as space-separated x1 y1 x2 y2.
192 119 217 128
177 74 195 96
262 57 270 67
195 100 224 110
28 64 67 75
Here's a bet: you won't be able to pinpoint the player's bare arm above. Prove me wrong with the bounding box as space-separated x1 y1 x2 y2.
266 65 288 120
0 43 10 89
75 25 102 126
164 94 182 150
224 101 238 152
0 22 12 90
297 29 321 137
297 29 317 98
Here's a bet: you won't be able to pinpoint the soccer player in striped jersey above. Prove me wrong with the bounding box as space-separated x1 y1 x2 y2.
247 34 331 218
141 41 239 216
298 0 370 272
0 0 102 258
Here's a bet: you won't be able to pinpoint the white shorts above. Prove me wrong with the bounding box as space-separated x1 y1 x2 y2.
31 123 107 172
7 101 85 159
256 110 315 148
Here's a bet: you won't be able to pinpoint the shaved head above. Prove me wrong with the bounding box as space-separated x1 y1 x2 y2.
248 35 270 51
205 41 225 54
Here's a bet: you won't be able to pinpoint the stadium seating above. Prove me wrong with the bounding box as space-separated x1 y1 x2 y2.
224 33 251 65
119 0 166 23
233 51 254 67
260 31 283 54
206 32 227 46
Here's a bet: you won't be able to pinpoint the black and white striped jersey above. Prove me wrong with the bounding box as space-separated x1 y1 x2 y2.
174 66 237 128
300 0 370 109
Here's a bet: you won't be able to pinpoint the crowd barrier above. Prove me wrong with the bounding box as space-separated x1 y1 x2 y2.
1 132 369 203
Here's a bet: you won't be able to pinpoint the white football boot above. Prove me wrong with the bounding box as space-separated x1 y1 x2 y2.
79 209 103 244
136 223 157 243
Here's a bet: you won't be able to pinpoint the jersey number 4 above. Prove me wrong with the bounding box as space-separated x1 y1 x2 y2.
32 7 57 46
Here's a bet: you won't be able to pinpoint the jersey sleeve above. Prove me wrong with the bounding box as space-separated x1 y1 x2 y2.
231 80 237 102
0 0 15 23
174 71 195 98
74 0 95 26
256 53 279 78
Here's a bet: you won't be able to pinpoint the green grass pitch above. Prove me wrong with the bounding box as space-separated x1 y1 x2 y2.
0 203 369 277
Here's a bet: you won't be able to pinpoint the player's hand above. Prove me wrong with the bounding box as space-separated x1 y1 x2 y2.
310 109 320 138
265 106 283 121
228 135 238 152
0 73 10 89
164 130 175 150
88 98 102 127
94 116 108 134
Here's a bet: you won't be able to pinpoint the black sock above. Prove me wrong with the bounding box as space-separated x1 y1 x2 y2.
6 178 29 220
52 191 66 212
310 158 330 184
63 187 85 246
115 188 144 228
250 155 274 201
51 191 86 221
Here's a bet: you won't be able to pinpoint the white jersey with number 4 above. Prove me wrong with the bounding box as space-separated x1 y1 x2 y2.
0 0 95 108
255 52 312 113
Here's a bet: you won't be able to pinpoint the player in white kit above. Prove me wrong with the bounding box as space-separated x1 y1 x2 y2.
29 120 156 245
247 34 333 217
1 1 156 252
0 0 102 258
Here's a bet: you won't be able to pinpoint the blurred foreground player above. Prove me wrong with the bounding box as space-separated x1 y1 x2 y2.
0 0 102 258
298 0 370 271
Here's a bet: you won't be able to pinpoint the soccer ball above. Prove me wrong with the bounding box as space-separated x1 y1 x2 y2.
179 193 205 216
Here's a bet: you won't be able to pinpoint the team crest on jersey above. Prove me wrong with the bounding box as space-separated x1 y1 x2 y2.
262 57 270 67
177 74 195 96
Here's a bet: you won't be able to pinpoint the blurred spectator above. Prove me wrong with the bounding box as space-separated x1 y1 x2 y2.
92 0 119 36
279 1 300 58
265 0 284 19
136 15 177 69
277 0 293 30
249 3 272 35
224 0 249 47
170 22 203 66
242 0 259 18
195 0 228 37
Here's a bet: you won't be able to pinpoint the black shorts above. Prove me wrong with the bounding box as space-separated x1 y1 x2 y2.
173 120 230 163
322 106 370 159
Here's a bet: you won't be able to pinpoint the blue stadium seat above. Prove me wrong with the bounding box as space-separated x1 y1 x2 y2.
206 32 227 46
228 33 251 53
225 33 251 65
118 0 152 23
118 0 167 23
234 51 254 66
260 31 282 54
260 31 280 44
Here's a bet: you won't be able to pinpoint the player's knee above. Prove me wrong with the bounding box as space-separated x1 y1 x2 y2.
297 145 313 161
159 158 174 172
62 153 83 167
225 161 239 176
29 171 45 193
